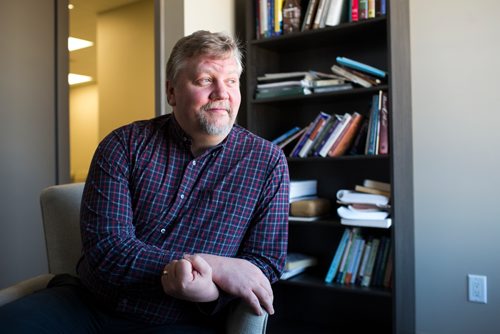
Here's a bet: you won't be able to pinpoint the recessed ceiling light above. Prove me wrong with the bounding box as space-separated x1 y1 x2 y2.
68 73 93 85
68 37 93 52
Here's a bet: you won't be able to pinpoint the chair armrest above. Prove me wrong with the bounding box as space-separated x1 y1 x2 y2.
0 273 54 307
225 299 268 334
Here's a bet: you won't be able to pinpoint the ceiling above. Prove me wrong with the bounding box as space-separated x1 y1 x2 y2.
69 0 142 82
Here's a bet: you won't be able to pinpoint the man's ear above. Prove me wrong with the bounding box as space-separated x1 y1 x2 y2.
166 81 176 106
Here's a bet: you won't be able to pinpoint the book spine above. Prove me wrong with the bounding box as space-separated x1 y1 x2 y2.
271 126 300 145
298 112 330 157
328 112 363 157
324 228 350 283
312 116 341 156
312 0 327 29
319 113 352 157
359 0 368 20
302 0 319 31
365 93 380 155
349 237 365 284
355 238 372 285
335 229 355 283
367 0 375 18
361 237 380 287
350 0 359 22
378 91 389 154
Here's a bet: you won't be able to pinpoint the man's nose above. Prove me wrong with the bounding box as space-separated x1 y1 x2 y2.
209 80 229 100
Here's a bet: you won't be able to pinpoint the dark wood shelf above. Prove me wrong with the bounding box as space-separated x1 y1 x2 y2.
245 1 394 332
279 273 392 298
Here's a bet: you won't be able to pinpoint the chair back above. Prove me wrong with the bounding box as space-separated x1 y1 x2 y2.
40 183 85 275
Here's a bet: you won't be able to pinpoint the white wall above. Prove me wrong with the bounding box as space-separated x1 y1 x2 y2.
410 0 500 333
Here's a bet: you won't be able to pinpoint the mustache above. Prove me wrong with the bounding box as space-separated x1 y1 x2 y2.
201 102 231 112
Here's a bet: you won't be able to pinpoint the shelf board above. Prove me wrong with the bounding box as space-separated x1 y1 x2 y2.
279 273 392 298
287 154 390 163
250 17 387 51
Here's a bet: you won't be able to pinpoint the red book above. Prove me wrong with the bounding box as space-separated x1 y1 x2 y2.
328 112 364 157
351 0 359 22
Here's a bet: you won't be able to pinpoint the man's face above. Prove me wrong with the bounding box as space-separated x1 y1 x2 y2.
167 54 241 138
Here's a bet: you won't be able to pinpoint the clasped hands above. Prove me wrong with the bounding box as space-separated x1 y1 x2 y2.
161 254 274 315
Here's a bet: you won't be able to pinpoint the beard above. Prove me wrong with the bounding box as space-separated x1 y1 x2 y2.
197 101 235 136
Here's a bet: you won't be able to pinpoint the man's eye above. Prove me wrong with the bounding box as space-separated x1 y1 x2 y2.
198 78 212 84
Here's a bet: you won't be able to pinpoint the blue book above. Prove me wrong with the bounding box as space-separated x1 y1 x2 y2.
324 228 350 283
271 126 301 145
336 57 387 79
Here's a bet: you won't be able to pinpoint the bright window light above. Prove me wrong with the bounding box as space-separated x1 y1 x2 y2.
68 37 93 51
68 73 93 85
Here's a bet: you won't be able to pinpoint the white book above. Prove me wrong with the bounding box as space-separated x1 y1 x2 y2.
325 0 347 26
318 113 352 157
336 189 389 206
290 180 317 201
341 218 392 229
337 206 389 220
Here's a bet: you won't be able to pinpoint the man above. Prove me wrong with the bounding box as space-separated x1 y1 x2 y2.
0 31 289 332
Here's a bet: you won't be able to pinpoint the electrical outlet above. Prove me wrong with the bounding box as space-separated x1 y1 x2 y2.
468 274 487 303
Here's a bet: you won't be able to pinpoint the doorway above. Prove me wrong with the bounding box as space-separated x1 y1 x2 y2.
68 0 154 182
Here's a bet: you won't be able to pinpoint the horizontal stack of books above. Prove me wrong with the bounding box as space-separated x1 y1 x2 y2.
336 179 391 228
281 252 318 280
288 179 331 222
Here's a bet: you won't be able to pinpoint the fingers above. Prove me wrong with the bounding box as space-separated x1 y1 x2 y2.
252 283 274 315
184 254 212 277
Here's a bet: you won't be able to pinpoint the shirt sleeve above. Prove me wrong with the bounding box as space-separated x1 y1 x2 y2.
237 148 290 283
79 129 181 292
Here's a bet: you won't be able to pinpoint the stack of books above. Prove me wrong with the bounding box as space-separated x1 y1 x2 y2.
336 179 391 228
288 179 331 222
324 227 392 288
330 56 386 88
255 72 314 99
281 252 318 280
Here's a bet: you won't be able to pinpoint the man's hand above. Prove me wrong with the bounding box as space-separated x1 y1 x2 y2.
199 254 274 316
161 254 219 303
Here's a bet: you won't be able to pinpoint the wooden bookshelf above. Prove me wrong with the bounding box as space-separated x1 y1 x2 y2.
243 1 413 332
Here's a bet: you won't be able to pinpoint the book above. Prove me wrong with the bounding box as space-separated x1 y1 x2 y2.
354 185 390 197
255 86 312 99
348 118 369 155
350 0 359 21
290 198 331 217
290 179 317 201
378 91 389 154
311 115 342 156
337 206 389 220
340 217 392 229
344 236 364 284
285 252 318 271
312 78 346 87
324 228 350 283
280 266 306 280
331 65 373 88
360 237 380 287
313 83 353 94
324 0 347 27
257 71 314 82
256 79 312 90
363 179 391 192
288 215 322 222
312 0 329 29
355 237 372 285
318 113 352 157
336 56 387 79
301 0 320 31
271 126 301 145
364 92 381 154
298 112 331 157
336 189 389 206
335 228 358 283
327 111 363 157
289 121 314 157
279 126 307 149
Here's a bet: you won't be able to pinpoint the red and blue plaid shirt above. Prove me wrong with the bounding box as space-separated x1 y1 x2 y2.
77 114 289 325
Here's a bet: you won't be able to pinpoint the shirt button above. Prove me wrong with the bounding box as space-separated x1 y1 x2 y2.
160 228 166 234
192 161 197 166
180 194 185 199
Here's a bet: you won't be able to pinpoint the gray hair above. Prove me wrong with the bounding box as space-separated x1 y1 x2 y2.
166 30 244 83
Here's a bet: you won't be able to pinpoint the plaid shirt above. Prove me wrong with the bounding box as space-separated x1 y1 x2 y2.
77 114 289 325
